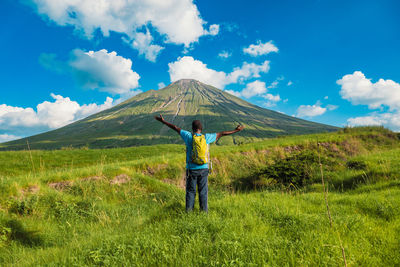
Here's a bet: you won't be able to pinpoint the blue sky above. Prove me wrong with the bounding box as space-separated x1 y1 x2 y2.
1 0 400 142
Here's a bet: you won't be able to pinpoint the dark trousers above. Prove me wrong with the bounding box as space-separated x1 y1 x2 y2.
186 168 209 212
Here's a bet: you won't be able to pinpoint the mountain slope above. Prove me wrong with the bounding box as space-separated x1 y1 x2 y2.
1 79 338 150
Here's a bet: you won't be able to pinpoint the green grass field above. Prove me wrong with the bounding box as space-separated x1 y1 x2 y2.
0 127 399 266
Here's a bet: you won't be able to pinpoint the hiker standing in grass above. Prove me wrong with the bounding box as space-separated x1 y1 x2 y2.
155 114 244 212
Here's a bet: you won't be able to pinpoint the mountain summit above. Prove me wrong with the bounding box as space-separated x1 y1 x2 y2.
1 79 338 150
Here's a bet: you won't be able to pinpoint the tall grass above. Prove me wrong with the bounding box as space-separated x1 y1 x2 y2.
0 126 399 266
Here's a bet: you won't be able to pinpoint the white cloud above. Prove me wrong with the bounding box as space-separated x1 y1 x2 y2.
337 71 400 131
0 105 40 128
287 81 293 86
262 101 277 108
243 40 278 56
0 134 21 143
168 56 270 88
218 51 231 59
40 49 140 95
337 71 400 110
347 115 383 127
324 95 328 99
326 104 338 111
241 80 267 98
234 78 281 100
30 0 219 61
227 61 270 84
168 56 227 88
347 112 400 131
224 89 241 97
158 82 166 89
263 93 281 102
0 94 114 136
296 102 327 117
70 49 140 94
224 80 281 105
205 24 220 36
267 80 279 89
123 30 164 62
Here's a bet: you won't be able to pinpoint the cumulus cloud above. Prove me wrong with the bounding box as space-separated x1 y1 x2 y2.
243 40 278 56
326 104 338 111
168 57 227 88
204 24 220 36
337 71 400 110
263 93 281 102
296 102 327 117
168 56 270 88
227 61 270 84
0 134 21 143
40 49 140 95
218 51 231 59
242 81 281 106
337 71 400 131
30 0 219 60
224 80 281 107
347 112 400 131
158 82 166 89
0 93 114 136
241 80 267 98
267 80 279 89
123 30 164 62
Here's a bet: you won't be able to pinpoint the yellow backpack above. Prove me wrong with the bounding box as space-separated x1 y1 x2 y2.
191 134 209 165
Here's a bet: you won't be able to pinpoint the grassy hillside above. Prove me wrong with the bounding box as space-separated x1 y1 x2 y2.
0 79 338 150
0 127 399 266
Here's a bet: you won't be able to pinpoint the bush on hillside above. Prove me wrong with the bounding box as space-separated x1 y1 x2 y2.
236 151 337 190
0 224 12 247
346 159 367 170
6 196 38 216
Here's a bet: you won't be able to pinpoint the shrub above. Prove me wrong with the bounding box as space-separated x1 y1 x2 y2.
47 199 96 221
237 151 336 190
0 225 12 247
259 157 309 187
346 159 367 170
6 196 38 216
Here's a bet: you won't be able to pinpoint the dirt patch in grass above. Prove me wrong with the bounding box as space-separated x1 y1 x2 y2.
48 181 72 191
341 138 363 156
284 145 301 153
81 176 103 182
257 149 271 155
143 164 168 176
110 174 130 185
20 185 40 195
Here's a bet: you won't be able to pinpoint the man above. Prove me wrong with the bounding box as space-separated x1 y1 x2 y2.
155 114 244 212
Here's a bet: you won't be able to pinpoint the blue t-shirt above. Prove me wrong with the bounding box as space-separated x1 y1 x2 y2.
180 129 217 170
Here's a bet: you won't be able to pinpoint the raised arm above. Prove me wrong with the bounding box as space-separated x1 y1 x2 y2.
216 125 244 141
154 114 181 134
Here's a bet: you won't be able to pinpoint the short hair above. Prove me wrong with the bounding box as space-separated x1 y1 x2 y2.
192 120 203 132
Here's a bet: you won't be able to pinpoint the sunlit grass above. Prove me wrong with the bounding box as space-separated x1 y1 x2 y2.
0 126 399 266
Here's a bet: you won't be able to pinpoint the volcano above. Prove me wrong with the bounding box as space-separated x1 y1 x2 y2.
1 79 338 150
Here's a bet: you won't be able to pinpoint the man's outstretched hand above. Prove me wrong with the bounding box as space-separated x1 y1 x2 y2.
155 114 164 122
235 125 244 131
216 124 244 141
154 114 181 134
